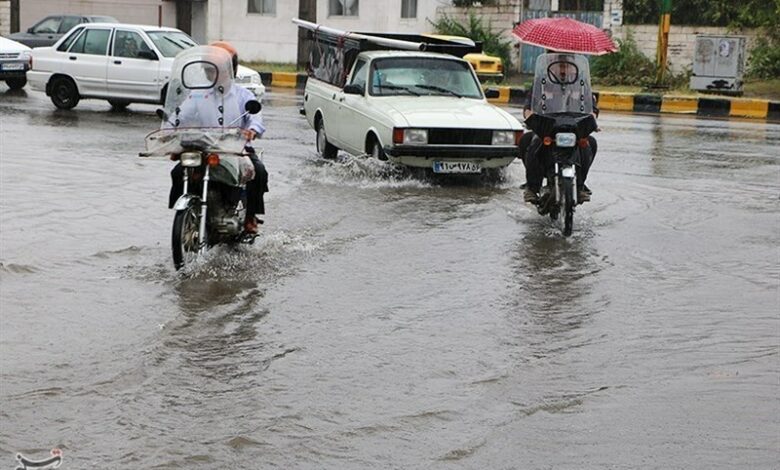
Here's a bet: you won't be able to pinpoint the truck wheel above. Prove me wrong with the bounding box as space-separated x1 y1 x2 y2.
370 138 387 161
6 77 27 90
108 99 130 110
50 77 79 110
316 118 338 159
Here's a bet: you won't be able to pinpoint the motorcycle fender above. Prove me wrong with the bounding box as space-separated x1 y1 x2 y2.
173 194 199 211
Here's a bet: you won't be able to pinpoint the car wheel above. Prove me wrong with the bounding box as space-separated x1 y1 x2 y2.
316 118 338 159
50 77 79 110
108 99 130 111
6 77 27 90
370 137 387 161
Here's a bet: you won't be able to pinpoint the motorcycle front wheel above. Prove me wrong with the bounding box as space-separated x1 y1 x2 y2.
562 177 575 237
172 205 200 270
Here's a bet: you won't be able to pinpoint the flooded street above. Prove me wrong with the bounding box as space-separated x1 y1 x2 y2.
1 86 778 468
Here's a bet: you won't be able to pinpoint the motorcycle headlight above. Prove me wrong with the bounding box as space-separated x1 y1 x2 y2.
403 129 428 145
556 133 577 148
180 151 202 167
492 130 515 146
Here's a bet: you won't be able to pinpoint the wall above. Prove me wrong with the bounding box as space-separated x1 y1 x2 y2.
18 0 176 31
610 24 759 73
206 0 446 63
0 0 10 36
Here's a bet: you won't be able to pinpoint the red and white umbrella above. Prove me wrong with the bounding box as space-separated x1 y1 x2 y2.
512 17 618 56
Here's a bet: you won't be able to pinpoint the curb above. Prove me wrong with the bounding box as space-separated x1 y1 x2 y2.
258 72 779 121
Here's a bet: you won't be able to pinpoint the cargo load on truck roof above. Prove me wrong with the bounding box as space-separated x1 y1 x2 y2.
293 19 483 87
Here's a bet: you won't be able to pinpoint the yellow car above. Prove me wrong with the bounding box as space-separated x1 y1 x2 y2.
423 34 504 82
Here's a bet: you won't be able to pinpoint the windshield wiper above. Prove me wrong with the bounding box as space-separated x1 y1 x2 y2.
414 84 462 98
162 36 187 50
376 84 420 96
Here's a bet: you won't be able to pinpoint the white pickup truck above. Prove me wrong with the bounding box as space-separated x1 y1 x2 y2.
303 50 523 175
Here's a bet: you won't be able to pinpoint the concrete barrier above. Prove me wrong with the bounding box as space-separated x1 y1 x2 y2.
257 72 779 121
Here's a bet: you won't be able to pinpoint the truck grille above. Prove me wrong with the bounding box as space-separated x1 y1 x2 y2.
428 128 493 145
0 53 21 59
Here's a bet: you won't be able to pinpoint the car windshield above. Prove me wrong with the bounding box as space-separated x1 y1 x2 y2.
146 31 197 58
369 57 483 99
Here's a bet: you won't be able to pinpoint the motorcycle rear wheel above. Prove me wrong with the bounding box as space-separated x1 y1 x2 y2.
172 205 200 270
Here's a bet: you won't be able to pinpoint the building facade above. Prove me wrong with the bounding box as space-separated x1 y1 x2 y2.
12 0 176 33
0 0 10 37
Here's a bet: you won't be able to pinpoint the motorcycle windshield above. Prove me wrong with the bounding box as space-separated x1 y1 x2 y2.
530 53 593 115
162 46 239 129
143 127 248 156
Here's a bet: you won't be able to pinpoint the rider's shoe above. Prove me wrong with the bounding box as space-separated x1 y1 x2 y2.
582 184 592 195
524 188 540 204
578 188 591 203
243 216 259 234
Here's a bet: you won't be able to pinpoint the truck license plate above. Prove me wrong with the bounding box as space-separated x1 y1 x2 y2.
432 161 482 174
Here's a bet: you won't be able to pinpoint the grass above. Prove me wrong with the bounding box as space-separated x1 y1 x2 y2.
241 62 780 101
488 74 780 101
240 61 301 73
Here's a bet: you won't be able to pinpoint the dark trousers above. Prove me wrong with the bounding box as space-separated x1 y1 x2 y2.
169 151 268 217
519 131 597 191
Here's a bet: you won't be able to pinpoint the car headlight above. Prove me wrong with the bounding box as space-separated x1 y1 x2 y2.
403 129 428 145
492 130 515 146
555 133 577 148
180 151 202 167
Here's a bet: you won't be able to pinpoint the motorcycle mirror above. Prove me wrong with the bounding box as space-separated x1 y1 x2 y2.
245 100 262 115
156 108 168 121
484 88 500 99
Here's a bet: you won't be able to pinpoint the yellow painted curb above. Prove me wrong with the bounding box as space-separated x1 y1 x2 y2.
486 86 510 104
729 99 769 119
597 92 634 112
272 72 299 88
661 96 698 114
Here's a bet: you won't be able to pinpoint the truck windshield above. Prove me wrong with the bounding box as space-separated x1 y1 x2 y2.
369 57 483 99
147 31 197 57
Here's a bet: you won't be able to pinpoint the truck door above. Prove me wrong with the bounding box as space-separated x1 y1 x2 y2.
335 58 369 154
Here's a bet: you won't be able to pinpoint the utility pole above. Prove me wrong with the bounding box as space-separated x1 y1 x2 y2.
655 0 671 85
297 0 316 70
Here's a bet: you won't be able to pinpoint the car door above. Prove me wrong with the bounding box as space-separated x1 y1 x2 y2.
335 58 369 153
64 27 111 96
23 16 62 48
106 29 160 100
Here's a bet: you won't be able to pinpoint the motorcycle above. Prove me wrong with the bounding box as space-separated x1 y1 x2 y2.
524 53 598 236
139 46 262 269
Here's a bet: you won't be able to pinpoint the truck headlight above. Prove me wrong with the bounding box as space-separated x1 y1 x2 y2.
492 130 515 145
403 128 428 145
250 73 262 85
556 133 577 148
180 151 202 167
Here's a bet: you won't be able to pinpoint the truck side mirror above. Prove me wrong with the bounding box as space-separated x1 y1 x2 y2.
245 100 262 114
484 88 500 99
343 83 364 96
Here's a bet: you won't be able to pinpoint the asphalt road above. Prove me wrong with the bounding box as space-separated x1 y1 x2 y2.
1 84 779 469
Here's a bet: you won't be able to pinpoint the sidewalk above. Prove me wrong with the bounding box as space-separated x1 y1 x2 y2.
260 72 780 122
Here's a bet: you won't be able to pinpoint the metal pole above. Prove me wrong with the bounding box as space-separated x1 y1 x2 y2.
655 0 671 85
10 0 20 33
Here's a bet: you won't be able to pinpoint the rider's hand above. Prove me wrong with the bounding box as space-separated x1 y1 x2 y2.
242 129 257 141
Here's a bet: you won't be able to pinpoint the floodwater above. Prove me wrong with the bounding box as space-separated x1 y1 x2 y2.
1 85 778 469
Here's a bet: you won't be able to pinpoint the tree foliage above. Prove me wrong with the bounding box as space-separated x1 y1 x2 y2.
429 12 513 69
624 0 780 28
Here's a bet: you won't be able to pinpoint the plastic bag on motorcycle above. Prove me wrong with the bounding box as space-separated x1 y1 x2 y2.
530 53 593 116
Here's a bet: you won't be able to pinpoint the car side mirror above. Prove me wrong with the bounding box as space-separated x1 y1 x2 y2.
484 88 500 99
138 50 158 61
27 27 35 33
343 83 364 96
245 100 262 114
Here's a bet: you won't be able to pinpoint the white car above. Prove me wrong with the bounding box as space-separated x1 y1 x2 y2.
303 50 523 174
28 23 264 109
0 36 32 90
